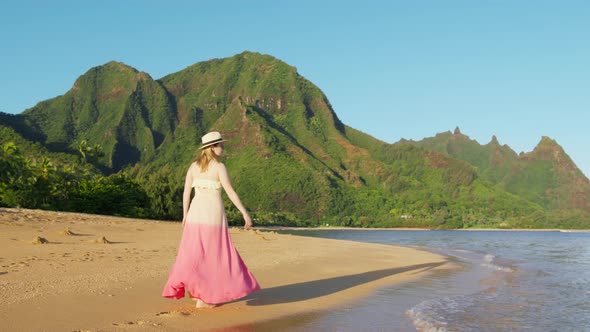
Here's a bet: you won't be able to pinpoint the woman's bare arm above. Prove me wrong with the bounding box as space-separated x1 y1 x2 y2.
182 165 194 225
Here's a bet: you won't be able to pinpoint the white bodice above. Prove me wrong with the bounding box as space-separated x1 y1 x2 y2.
192 178 222 190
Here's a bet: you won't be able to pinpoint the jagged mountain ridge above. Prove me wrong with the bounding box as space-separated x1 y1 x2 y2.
409 127 519 183
410 128 590 214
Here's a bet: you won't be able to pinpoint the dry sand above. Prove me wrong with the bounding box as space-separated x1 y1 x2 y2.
0 208 452 331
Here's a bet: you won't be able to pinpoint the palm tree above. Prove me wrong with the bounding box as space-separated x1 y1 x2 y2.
78 139 88 160
77 139 93 162
1 142 21 180
90 143 104 160
38 157 54 180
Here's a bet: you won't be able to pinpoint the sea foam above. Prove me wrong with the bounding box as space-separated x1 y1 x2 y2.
481 254 514 272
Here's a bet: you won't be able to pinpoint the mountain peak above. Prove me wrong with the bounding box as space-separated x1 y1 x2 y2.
523 136 580 173
236 50 273 59
434 130 453 139
97 61 156 81
101 61 139 73
71 61 149 91
538 136 558 147
453 126 462 135
530 136 564 157
490 135 499 145
518 136 590 211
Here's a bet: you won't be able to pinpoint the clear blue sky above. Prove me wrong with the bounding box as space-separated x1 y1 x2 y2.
1 1 589 177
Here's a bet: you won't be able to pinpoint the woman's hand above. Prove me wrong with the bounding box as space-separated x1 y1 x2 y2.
243 213 253 229
182 216 187 226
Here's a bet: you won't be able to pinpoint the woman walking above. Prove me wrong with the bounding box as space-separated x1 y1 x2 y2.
162 131 260 308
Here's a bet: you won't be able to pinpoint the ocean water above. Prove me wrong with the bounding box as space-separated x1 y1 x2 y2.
248 229 590 332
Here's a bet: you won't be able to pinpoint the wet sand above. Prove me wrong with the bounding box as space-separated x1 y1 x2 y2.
0 208 451 331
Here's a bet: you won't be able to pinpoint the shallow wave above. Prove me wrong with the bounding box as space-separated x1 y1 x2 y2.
481 254 514 273
405 248 516 331
274 229 590 331
406 297 451 332
406 291 498 332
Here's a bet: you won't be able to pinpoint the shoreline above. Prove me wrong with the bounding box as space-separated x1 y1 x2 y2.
0 208 452 331
258 226 590 232
4 207 586 232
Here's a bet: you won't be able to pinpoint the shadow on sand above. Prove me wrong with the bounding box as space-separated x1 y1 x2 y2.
246 262 445 306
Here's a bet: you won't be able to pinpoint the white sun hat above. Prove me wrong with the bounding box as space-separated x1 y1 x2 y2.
199 131 227 149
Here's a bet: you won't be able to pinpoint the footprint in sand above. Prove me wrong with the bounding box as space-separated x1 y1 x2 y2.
8 262 21 272
112 320 160 327
156 311 191 317
247 230 273 241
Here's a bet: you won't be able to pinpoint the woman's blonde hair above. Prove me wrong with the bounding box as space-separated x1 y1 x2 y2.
195 146 218 172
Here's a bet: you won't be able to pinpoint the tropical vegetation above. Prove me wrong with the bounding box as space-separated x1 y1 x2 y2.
1 52 589 229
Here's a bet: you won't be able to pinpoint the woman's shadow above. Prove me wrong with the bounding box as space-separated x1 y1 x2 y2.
245 262 445 306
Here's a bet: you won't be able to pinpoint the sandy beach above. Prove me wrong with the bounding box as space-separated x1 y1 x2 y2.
0 208 451 331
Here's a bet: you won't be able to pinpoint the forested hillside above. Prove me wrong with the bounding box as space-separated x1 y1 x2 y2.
1 52 588 229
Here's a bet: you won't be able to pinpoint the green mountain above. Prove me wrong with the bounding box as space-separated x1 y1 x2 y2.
15 62 176 171
1 51 588 228
411 128 590 226
504 137 590 210
411 127 518 183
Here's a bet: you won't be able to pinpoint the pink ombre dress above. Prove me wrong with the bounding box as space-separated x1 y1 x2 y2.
162 163 260 304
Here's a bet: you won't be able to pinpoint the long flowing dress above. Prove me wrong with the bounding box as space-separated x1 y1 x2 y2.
162 163 260 304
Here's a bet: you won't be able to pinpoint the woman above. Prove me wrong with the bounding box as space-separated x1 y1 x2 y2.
162 131 260 308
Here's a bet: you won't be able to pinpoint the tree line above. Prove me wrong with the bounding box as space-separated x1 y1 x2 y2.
2 141 587 229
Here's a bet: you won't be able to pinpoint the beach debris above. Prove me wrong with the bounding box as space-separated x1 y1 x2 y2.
94 236 112 244
251 229 273 240
59 228 77 236
112 320 146 327
31 236 49 244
